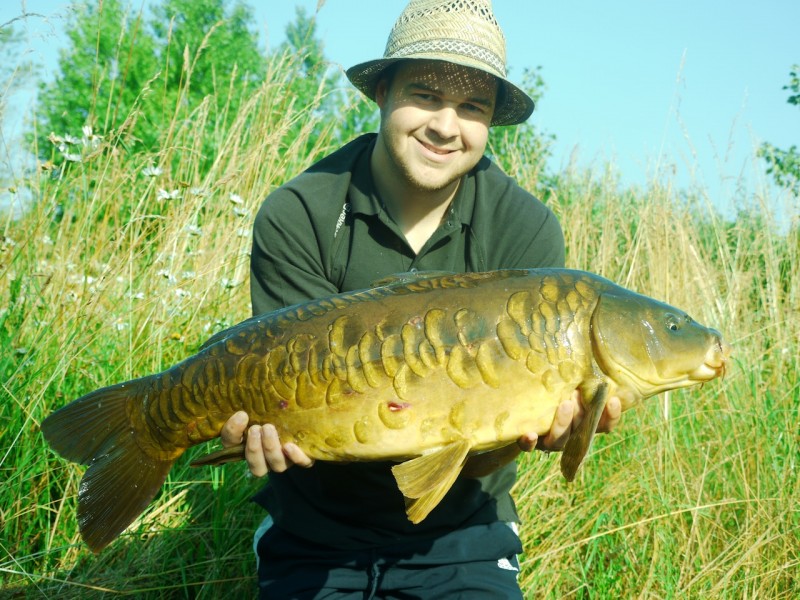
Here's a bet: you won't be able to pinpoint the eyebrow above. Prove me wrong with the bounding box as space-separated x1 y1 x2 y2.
407 82 494 108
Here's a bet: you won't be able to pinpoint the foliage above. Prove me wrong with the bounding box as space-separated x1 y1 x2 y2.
487 66 554 180
34 0 264 173
275 5 380 157
759 64 800 195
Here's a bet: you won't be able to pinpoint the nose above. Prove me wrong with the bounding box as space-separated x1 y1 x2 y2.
427 106 459 140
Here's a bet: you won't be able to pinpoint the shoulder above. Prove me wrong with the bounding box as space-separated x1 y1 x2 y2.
472 158 559 231
283 134 374 197
470 157 565 268
256 134 374 227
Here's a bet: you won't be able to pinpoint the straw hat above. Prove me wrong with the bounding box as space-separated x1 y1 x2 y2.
345 0 534 126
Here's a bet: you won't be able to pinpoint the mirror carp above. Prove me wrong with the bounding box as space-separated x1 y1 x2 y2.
41 268 730 552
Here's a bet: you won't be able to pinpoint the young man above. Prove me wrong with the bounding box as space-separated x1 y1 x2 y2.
221 1 621 597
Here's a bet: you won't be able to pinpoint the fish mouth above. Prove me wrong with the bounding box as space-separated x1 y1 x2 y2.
692 338 732 381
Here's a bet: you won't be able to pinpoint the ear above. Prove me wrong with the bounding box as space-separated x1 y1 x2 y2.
375 78 389 109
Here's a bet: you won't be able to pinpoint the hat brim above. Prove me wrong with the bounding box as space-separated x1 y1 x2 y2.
346 57 534 127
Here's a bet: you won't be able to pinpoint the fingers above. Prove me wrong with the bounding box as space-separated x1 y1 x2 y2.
283 443 315 468
535 391 624 454
220 411 249 447
597 395 622 433
537 392 579 452
517 432 538 452
244 424 315 478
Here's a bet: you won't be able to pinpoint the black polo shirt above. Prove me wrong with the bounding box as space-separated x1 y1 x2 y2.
249 133 564 549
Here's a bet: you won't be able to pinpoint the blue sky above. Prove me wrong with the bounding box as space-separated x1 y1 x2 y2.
3 1 799 217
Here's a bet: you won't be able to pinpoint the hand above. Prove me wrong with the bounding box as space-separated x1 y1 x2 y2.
220 411 314 477
516 390 623 453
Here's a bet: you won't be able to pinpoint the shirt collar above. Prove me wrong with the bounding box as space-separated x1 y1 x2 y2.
348 133 479 228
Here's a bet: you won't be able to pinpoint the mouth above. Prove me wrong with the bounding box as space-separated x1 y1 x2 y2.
694 338 732 381
416 138 457 159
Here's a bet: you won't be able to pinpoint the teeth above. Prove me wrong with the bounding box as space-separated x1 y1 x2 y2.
420 140 451 154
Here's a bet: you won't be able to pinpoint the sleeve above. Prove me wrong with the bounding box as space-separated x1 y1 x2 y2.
249 188 339 316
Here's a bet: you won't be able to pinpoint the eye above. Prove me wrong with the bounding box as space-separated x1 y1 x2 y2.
413 93 437 104
666 314 681 331
461 102 485 114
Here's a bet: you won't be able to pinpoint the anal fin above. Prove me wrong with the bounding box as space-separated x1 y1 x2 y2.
391 439 471 523
561 383 608 482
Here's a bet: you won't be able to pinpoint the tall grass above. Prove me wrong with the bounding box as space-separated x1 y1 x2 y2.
2 41 798 600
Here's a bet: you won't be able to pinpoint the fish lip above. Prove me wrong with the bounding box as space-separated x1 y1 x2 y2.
692 356 727 381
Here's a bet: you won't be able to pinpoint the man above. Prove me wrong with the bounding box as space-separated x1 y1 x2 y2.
220 1 621 597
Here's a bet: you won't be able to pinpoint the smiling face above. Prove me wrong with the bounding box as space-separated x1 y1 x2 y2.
372 60 497 197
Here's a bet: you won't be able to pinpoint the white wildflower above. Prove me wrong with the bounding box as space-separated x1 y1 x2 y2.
64 134 80 145
82 126 103 149
229 193 244 204
181 271 196 280
190 187 208 197
175 288 191 298
184 225 202 236
157 188 181 201
236 228 249 237
232 207 249 218
63 152 82 163
142 165 163 178
157 269 176 283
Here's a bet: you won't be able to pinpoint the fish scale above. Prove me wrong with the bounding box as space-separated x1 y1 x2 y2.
41 268 730 552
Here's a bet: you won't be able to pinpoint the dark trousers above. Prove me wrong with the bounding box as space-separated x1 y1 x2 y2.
255 520 524 599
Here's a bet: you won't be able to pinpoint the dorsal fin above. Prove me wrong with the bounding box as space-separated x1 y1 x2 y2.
370 270 455 288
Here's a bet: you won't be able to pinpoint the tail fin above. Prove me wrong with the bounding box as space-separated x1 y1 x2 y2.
41 381 176 552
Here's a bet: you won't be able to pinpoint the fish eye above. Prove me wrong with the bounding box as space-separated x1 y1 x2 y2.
666 314 681 331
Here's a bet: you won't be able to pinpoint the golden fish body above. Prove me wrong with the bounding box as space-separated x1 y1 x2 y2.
41 269 730 552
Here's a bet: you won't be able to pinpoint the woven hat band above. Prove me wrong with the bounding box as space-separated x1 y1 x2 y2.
387 38 506 79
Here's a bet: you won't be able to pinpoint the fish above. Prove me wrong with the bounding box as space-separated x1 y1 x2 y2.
40 268 730 552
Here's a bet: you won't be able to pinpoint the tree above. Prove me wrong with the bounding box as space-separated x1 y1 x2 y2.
34 0 159 156
759 65 799 196
34 0 264 169
148 0 264 131
486 66 554 181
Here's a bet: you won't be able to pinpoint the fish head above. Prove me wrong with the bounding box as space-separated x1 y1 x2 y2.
590 290 730 405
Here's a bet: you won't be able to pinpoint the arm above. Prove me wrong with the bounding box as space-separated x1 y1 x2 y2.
487 184 623 456
223 189 336 475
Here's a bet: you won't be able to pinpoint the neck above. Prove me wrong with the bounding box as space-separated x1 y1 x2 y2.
370 143 460 254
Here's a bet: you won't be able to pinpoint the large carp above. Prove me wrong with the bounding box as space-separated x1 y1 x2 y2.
41 269 729 552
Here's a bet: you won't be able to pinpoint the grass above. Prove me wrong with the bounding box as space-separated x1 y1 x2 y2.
1 36 799 600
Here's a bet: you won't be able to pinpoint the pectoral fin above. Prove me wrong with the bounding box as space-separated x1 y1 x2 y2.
190 443 246 467
560 383 608 482
391 439 471 523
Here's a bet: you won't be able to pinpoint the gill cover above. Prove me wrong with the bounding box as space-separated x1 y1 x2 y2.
590 290 717 398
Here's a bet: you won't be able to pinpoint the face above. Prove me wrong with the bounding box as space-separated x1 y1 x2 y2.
374 60 497 194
